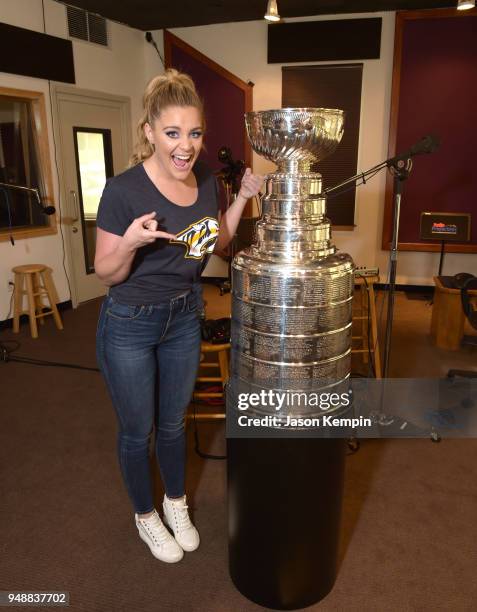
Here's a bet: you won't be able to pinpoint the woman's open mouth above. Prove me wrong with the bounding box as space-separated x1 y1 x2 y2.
171 154 193 170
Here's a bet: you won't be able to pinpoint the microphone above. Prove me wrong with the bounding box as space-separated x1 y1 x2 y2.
218 146 233 165
387 134 440 167
218 146 245 173
32 188 56 215
217 147 245 194
40 202 56 216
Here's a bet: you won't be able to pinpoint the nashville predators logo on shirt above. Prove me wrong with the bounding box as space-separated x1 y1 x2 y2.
171 217 219 259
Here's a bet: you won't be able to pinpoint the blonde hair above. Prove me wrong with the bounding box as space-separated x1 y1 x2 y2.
130 69 204 166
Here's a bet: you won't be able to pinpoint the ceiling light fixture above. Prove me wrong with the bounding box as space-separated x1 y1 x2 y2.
457 0 475 9
265 0 280 22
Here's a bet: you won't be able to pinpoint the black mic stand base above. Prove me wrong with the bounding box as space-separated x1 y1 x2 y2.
438 241 446 277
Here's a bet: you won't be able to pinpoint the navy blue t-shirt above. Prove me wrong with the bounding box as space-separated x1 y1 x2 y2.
96 160 219 304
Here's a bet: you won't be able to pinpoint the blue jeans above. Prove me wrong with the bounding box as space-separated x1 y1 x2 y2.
96 289 202 514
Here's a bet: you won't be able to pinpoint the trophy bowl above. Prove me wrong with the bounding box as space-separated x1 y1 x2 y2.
245 108 344 170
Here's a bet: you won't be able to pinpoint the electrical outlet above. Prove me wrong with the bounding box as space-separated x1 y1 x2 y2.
7 281 14 292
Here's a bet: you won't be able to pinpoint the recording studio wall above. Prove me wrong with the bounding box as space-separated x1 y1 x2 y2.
384 11 477 252
0 22 75 84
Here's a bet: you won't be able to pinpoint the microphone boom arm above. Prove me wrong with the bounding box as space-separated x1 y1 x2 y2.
324 160 388 196
0 181 55 215
0 181 41 204
324 134 439 197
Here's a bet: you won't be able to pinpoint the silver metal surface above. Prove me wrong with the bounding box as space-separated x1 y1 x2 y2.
229 108 354 422
70 190 79 222
245 108 344 173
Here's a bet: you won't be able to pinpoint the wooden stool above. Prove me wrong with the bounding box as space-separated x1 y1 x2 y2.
12 264 63 339
352 275 382 378
190 341 230 420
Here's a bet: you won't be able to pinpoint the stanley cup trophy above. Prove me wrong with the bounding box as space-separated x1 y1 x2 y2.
227 109 355 609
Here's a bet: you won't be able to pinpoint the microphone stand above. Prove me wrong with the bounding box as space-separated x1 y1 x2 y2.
214 173 238 295
214 149 245 295
324 157 413 379
382 159 412 377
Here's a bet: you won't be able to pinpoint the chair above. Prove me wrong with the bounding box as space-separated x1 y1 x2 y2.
447 276 477 379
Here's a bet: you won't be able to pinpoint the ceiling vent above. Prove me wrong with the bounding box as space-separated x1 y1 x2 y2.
66 5 109 47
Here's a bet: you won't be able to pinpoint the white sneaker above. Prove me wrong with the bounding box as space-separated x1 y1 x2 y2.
162 495 200 552
135 509 183 563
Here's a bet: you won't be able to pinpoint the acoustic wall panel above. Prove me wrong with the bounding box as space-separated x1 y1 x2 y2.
282 64 363 227
384 12 477 252
268 19 381 63
0 22 75 83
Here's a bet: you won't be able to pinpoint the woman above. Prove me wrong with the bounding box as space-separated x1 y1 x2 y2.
95 69 263 563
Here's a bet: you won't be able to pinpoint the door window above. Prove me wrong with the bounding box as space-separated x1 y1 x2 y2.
73 127 113 273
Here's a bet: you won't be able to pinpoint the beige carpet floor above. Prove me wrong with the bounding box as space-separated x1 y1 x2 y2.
1 287 476 611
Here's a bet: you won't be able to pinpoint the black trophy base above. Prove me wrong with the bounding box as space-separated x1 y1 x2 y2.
227 437 346 610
